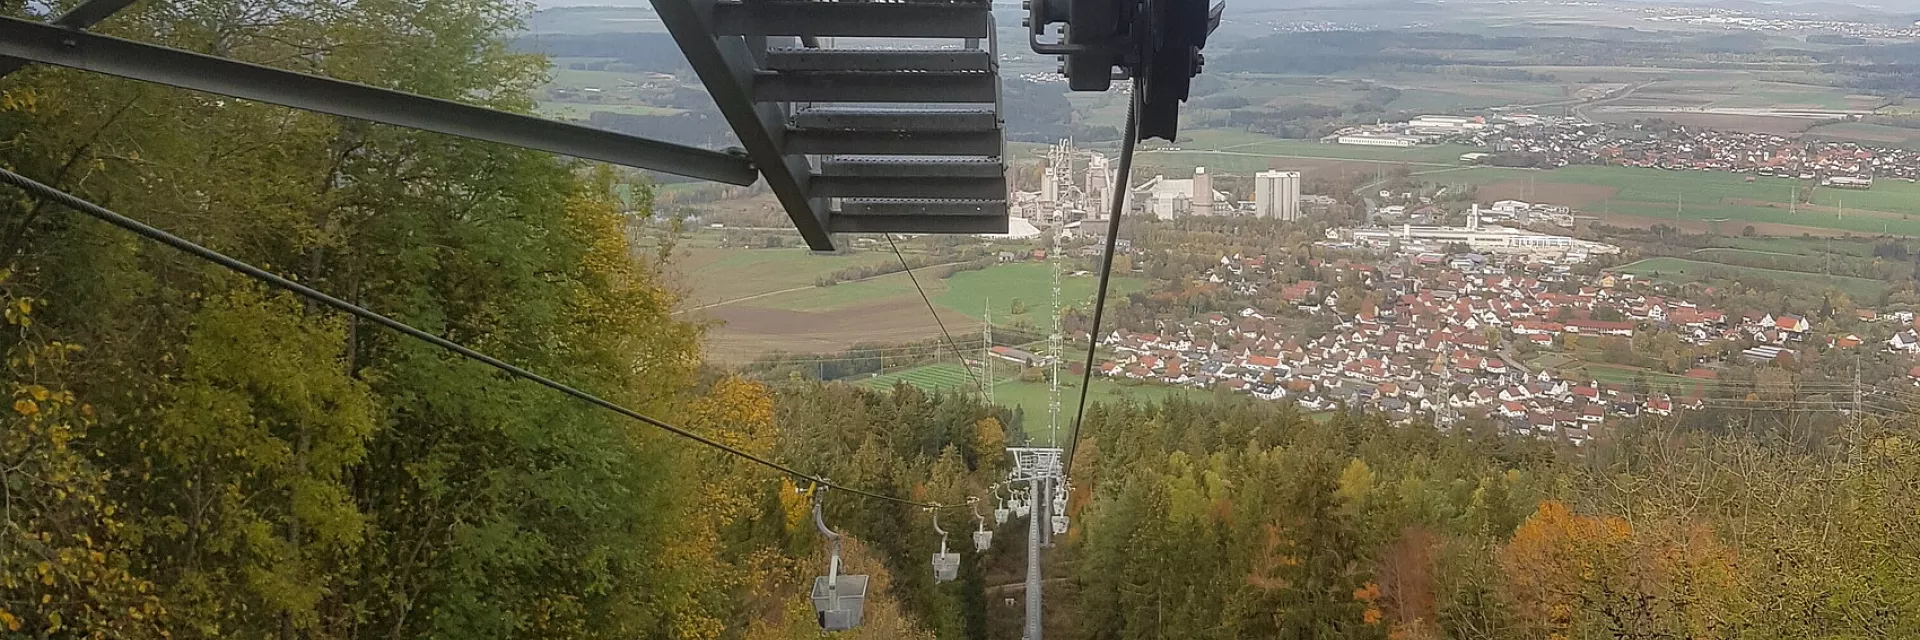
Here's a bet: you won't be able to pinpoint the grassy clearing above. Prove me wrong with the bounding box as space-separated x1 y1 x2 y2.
936 264 1148 324
1616 256 1889 300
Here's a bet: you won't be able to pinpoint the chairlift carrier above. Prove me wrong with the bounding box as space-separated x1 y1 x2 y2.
808 488 869 630
930 508 961 583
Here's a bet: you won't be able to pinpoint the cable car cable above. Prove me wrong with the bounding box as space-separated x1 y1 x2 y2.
0 166 961 511
1062 79 1143 482
886 233 990 397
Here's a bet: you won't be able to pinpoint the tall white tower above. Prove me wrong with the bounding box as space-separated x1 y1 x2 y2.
1254 170 1302 220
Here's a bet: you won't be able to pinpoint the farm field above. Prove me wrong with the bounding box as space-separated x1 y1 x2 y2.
1805 122 1920 149
670 245 899 306
1712 236 1879 258
538 102 683 120
1614 256 1890 300
689 258 1134 362
1461 165 1920 237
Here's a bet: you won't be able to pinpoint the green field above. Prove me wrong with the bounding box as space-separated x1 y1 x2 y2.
935 264 1147 325
1713 236 1878 258
1807 179 1920 218
1616 256 1889 300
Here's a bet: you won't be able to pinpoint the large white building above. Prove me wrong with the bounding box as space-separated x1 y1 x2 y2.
1335 133 1421 148
1254 170 1302 221
1130 167 1231 219
1339 206 1619 259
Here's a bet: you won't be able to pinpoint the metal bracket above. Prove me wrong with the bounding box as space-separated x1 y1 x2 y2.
0 16 759 186
0 0 140 78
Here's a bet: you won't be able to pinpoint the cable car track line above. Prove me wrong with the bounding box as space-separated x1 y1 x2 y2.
886 234 990 397
1063 80 1142 482
0 166 957 511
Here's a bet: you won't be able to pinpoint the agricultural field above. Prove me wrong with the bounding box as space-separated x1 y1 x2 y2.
1711 236 1879 258
1460 165 1920 237
1805 122 1920 149
685 254 1139 362
1614 256 1890 300
669 245 899 307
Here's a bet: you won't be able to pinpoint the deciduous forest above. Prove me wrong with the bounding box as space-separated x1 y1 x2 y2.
4 2 1920 640
0 2 1006 638
1066 398 1920 638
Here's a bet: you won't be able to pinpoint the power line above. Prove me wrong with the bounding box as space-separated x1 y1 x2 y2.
885 233 989 397
0 167 960 511
1063 79 1142 482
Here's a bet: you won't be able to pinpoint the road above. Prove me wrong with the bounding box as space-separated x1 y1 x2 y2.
1571 82 1648 123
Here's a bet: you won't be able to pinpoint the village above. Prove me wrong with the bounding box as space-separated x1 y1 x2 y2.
1086 248 1918 443
1338 113 1920 184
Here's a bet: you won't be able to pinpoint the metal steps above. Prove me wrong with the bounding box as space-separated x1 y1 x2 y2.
713 0 993 38
787 107 1000 155
766 48 992 72
831 199 1009 233
752 70 997 103
661 0 1008 248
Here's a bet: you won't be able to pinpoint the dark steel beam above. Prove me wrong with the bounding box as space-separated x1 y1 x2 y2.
0 0 142 77
0 17 759 186
652 0 834 249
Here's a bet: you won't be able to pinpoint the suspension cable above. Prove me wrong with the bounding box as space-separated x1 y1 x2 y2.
0 166 959 510
1062 79 1142 482
886 233 991 397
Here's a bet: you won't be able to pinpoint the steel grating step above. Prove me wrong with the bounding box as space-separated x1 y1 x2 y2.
765 48 993 72
792 107 999 132
789 109 1002 155
712 1 991 39
830 198 1008 233
818 156 1003 178
829 213 1007 234
811 176 1004 199
836 198 1008 216
753 70 997 103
